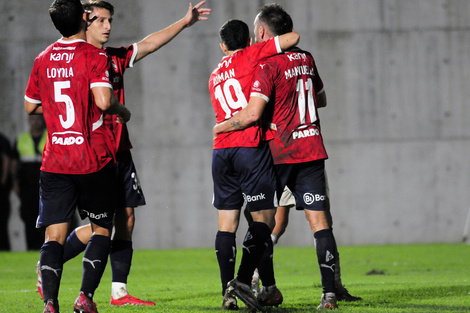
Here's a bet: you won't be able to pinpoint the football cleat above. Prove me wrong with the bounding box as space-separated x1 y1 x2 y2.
110 294 155 306
222 291 239 310
257 285 283 307
317 292 338 310
74 292 98 313
37 261 44 300
336 285 362 301
226 278 263 312
43 299 59 313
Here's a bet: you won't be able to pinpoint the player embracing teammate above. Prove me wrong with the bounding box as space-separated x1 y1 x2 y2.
213 3 361 310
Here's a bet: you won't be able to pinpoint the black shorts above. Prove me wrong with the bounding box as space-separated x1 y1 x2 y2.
275 160 326 211
115 150 146 208
212 141 278 212
37 163 117 229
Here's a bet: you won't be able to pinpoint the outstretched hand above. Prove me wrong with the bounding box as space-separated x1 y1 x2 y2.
184 1 211 27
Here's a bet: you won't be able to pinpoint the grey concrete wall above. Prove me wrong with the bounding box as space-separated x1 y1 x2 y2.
2 0 469 250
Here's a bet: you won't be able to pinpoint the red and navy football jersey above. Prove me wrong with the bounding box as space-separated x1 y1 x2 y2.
209 36 282 149
104 44 138 153
25 39 115 174
250 47 328 164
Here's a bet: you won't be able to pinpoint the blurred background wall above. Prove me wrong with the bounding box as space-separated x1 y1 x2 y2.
1 0 469 250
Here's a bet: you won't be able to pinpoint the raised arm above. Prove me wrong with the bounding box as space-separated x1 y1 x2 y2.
213 96 268 139
134 1 211 63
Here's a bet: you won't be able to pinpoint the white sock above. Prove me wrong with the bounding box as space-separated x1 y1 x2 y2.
271 233 279 245
112 282 128 299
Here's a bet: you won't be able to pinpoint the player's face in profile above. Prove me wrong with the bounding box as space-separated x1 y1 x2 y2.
87 8 113 47
253 16 262 44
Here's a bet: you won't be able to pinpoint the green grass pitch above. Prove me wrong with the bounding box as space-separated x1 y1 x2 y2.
1 243 468 312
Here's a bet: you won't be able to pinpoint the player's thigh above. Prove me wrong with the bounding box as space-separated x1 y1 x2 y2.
212 148 244 210
77 163 117 230
288 160 327 211
37 171 78 228
234 143 278 212
115 150 146 208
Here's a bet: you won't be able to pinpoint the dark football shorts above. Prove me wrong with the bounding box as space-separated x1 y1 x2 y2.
275 159 327 211
212 141 278 212
115 150 146 208
37 163 117 229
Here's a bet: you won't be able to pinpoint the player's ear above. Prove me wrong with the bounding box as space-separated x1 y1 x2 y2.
220 43 227 54
249 37 253 46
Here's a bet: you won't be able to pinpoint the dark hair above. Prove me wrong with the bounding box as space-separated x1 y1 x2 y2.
49 0 84 37
257 3 293 36
82 0 114 16
219 19 250 51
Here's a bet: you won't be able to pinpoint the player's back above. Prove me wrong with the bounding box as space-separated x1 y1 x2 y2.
25 39 114 174
209 38 281 149
252 47 328 164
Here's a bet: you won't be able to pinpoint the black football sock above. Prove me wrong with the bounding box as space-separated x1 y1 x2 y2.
80 234 111 299
110 239 133 284
40 241 64 303
237 222 271 285
63 229 87 263
257 234 276 287
314 228 337 294
215 231 236 295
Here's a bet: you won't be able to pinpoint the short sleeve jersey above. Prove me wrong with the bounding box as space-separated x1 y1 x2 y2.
209 37 282 149
250 47 328 164
24 39 114 174
104 44 138 153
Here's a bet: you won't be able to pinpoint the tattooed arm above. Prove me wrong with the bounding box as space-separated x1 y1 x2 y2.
213 96 267 139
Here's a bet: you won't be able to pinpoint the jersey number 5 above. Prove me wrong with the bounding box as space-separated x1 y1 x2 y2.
214 78 248 119
296 78 317 125
54 81 75 129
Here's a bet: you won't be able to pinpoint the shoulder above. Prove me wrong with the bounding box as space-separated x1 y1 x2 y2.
104 45 131 56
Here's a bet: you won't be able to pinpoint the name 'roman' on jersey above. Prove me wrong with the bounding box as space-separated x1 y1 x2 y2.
24 39 115 174
250 48 328 164
209 36 282 149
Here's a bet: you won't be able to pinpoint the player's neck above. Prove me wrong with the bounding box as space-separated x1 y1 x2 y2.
88 40 105 50
226 48 243 56
62 30 86 42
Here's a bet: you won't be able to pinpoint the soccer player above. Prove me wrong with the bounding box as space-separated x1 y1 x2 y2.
25 1 131 312
213 3 345 310
45 0 211 306
253 185 363 302
209 19 299 310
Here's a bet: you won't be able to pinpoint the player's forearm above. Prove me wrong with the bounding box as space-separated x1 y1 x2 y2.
105 95 131 123
213 108 260 137
135 1 210 62
135 19 186 61
214 96 267 136
278 31 300 51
